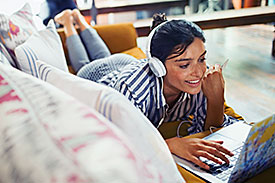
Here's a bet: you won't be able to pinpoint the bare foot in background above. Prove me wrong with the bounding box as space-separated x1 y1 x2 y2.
54 9 74 26
72 9 90 31
54 9 76 37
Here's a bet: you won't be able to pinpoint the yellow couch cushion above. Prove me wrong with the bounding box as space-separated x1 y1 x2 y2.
122 47 146 60
93 23 138 54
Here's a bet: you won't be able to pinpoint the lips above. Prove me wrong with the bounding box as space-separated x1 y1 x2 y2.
185 79 200 87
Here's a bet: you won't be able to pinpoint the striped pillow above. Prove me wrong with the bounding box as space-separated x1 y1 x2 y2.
14 19 68 76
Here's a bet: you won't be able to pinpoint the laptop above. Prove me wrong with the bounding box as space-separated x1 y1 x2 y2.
174 114 275 183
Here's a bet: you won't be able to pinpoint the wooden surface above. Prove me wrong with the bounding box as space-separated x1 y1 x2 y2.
204 24 275 123
134 6 275 36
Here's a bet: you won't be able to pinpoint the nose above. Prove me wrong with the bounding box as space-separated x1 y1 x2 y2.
191 64 204 77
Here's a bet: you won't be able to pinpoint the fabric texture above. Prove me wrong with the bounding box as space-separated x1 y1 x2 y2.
0 43 12 66
15 19 68 76
0 62 162 183
0 3 37 50
35 60 185 183
78 58 243 134
77 53 136 82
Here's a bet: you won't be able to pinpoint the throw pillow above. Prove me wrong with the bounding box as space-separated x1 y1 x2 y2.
0 63 161 183
35 60 185 183
0 3 37 50
15 19 68 76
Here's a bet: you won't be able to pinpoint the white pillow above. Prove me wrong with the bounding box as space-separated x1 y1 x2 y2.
35 60 185 183
15 19 68 76
0 3 37 50
0 63 161 183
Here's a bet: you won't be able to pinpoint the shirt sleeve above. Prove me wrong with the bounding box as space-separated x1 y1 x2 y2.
221 114 244 127
114 81 147 115
187 92 207 134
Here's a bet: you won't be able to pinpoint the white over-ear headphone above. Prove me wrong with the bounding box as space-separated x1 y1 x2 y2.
146 21 170 77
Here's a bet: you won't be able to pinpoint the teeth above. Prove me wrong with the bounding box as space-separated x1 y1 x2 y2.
187 80 199 84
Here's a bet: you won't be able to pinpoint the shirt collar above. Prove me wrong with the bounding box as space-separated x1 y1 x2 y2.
157 78 190 109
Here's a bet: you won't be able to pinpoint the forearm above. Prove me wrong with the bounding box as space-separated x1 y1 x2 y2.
204 99 224 130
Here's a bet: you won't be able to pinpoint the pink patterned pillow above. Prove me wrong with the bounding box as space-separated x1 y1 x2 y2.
0 63 161 183
0 3 37 50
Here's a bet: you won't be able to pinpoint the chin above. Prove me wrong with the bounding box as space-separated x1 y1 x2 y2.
183 87 201 95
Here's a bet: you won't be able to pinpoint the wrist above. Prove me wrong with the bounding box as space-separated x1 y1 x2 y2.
165 137 179 153
207 96 225 106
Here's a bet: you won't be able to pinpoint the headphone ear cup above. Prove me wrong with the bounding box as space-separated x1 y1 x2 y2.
148 57 166 77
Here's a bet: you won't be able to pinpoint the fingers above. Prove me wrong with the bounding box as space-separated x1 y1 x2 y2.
203 141 234 164
205 140 234 156
197 150 223 165
190 156 210 170
204 64 222 78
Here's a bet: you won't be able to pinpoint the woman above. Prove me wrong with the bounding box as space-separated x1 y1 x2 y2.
55 9 241 170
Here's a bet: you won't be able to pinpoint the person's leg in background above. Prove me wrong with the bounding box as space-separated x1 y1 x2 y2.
71 10 137 82
54 9 90 72
72 9 111 62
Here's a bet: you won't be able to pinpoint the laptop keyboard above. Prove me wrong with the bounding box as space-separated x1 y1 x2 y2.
197 146 242 181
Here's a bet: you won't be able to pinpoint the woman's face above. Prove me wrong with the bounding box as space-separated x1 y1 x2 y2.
163 38 207 96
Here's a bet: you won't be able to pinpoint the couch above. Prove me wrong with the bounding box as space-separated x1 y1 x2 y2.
0 3 244 182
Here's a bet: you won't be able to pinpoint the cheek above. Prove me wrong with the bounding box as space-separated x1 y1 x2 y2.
200 63 207 74
173 70 189 81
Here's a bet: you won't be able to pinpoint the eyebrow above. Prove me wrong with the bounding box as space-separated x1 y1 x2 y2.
174 50 207 62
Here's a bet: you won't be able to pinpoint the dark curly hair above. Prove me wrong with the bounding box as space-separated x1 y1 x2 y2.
150 13 205 63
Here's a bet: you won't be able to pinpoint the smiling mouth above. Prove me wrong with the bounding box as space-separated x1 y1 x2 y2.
185 79 201 87
185 79 200 84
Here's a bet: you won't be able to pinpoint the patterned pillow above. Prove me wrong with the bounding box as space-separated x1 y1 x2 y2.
0 63 161 183
15 19 68 75
0 3 37 50
35 60 185 183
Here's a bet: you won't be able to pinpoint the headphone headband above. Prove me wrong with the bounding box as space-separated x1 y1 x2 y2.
145 21 168 59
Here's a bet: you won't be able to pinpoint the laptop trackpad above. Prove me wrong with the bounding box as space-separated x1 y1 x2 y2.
204 133 241 150
203 122 252 150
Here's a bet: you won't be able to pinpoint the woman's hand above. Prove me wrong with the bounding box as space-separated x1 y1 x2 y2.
166 137 234 170
202 64 224 102
202 64 225 129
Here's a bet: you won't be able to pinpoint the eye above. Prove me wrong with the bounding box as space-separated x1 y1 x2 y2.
199 58 206 63
180 63 189 69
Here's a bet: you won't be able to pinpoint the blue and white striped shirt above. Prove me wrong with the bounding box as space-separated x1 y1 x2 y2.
97 59 240 134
